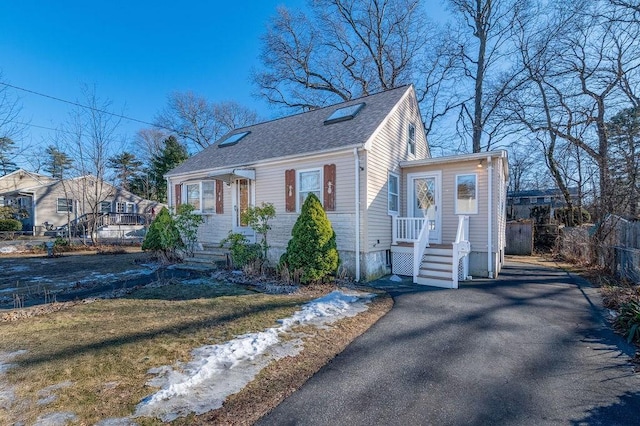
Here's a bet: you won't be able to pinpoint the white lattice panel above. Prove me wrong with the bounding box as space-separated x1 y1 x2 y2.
392 252 413 276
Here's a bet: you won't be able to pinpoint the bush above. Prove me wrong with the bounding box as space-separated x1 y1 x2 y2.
554 207 591 226
280 193 339 284
221 231 262 269
616 300 640 344
174 204 204 257
142 207 183 263
0 219 22 232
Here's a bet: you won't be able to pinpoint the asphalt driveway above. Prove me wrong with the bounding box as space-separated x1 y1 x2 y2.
259 260 640 426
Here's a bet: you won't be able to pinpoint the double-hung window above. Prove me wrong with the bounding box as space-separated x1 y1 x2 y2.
388 172 399 215
57 198 73 213
100 201 111 213
202 181 216 213
186 183 201 210
455 174 478 214
408 123 416 155
298 169 321 209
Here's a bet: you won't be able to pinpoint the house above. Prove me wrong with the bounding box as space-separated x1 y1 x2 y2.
507 188 579 221
0 169 163 238
165 85 508 288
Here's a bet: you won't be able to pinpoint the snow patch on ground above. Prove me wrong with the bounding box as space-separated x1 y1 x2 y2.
37 381 73 406
0 350 27 411
33 411 78 426
0 246 17 254
389 274 403 282
134 289 373 422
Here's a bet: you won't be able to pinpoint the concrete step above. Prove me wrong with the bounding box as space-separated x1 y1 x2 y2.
415 275 456 288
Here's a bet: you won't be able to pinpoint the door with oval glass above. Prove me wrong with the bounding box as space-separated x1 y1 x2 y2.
408 172 441 244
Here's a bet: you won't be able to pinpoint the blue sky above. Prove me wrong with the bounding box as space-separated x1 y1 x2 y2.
1 1 448 155
0 1 308 151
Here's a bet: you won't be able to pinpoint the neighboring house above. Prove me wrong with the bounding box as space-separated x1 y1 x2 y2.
507 188 579 221
166 85 509 288
0 169 163 238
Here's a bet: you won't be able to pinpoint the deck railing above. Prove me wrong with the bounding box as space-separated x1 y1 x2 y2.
392 217 426 244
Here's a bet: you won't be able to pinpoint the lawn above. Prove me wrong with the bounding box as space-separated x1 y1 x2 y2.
0 280 392 425
0 282 320 425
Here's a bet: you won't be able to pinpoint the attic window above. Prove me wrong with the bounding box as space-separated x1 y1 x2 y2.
324 103 365 125
219 131 250 147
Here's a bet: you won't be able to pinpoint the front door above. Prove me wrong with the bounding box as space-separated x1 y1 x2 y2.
233 178 254 238
408 172 441 244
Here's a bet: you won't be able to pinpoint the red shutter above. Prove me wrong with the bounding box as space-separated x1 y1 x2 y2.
324 164 336 211
285 169 296 212
174 184 182 208
215 180 224 214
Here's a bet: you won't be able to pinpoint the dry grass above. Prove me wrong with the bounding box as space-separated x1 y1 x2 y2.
0 283 392 425
183 291 393 426
0 286 314 425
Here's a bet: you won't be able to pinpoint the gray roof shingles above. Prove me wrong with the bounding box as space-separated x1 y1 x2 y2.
166 85 411 177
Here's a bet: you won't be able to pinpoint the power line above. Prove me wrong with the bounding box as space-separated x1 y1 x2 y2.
0 81 169 130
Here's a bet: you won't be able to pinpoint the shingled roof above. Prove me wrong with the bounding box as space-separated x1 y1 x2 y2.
166 85 413 177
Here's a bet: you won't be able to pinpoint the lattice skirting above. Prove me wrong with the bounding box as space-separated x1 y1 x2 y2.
392 251 413 276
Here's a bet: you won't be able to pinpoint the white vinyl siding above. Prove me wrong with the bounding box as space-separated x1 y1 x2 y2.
364 88 428 255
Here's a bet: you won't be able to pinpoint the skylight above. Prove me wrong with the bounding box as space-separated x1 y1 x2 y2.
218 131 250 147
324 103 365 125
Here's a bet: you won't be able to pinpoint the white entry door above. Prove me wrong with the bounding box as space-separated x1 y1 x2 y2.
232 178 254 239
408 172 441 244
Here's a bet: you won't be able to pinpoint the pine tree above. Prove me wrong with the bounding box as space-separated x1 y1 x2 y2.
280 193 339 284
150 136 188 202
107 151 143 191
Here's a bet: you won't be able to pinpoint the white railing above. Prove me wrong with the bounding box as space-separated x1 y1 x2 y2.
451 215 471 289
412 220 431 280
392 217 426 244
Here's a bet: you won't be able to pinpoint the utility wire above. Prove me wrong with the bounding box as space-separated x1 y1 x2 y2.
0 81 173 132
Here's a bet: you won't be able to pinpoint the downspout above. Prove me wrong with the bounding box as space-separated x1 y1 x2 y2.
487 156 494 279
166 178 172 208
354 148 361 282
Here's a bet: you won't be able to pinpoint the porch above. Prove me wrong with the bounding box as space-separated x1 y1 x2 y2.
390 216 470 289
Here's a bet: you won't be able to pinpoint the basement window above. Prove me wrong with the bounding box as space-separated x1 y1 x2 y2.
324 103 365 125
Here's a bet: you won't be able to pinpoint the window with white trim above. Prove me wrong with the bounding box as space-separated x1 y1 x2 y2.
388 172 399 214
408 123 416 155
57 198 73 213
455 174 478 214
202 181 216 213
186 183 201 210
99 201 111 213
298 169 322 210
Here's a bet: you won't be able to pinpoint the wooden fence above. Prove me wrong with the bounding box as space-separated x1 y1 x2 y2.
506 221 533 255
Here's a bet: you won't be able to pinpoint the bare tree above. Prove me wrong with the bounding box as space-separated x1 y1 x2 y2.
255 0 429 110
60 85 124 243
134 128 168 163
446 0 529 152
155 92 257 152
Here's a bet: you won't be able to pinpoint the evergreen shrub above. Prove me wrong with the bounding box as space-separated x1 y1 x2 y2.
280 193 339 284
